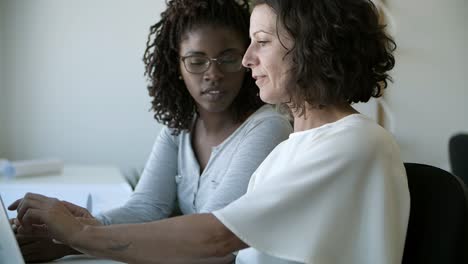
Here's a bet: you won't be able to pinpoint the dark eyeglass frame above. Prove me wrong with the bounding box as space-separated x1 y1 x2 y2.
180 53 244 74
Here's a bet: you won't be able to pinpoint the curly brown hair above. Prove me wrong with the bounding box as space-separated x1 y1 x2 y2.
253 0 396 110
143 0 263 135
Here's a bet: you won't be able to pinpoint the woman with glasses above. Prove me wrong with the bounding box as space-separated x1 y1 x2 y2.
10 0 291 262
98 0 292 224
96 0 291 226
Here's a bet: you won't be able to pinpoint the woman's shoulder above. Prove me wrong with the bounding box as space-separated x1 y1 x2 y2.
244 105 292 129
338 114 396 147
291 114 398 157
238 105 293 139
321 114 392 140
157 125 187 147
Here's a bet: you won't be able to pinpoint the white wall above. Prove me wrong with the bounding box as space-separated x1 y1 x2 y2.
1 0 166 168
1 0 467 172
0 0 6 157
386 0 468 171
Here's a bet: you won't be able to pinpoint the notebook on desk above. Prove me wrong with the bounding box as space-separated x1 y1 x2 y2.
0 195 25 264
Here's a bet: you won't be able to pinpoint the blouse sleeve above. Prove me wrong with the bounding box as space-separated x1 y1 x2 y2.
96 126 178 225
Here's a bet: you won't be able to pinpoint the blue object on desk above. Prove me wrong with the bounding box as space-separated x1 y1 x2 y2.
0 159 15 179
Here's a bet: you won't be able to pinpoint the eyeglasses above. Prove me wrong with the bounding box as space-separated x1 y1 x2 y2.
180 53 244 74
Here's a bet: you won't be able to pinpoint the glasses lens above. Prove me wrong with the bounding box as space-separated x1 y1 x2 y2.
218 54 243 73
184 56 210 73
182 54 243 73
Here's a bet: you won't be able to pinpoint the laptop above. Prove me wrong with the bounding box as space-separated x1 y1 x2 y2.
0 196 124 264
0 195 25 264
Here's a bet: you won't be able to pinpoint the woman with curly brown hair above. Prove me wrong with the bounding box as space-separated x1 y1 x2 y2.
11 0 410 263
9 0 291 262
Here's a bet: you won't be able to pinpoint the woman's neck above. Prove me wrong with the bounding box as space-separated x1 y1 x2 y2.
196 107 240 135
291 103 357 132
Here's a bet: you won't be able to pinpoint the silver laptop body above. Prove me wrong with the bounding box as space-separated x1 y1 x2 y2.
0 195 25 264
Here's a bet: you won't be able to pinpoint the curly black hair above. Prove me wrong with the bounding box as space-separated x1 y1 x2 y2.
253 0 396 110
143 0 263 135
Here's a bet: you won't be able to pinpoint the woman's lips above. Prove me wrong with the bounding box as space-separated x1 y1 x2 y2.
204 90 221 94
202 88 226 101
254 75 267 86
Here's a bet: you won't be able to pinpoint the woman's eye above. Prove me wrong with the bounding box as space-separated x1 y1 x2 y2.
220 56 236 63
189 59 207 65
257 41 269 47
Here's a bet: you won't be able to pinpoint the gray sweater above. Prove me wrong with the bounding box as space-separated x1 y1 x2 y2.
97 105 292 225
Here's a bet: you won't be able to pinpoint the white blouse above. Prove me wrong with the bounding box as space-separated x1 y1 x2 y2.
214 114 410 264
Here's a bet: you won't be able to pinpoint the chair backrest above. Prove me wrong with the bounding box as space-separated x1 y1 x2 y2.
449 133 468 185
402 163 468 264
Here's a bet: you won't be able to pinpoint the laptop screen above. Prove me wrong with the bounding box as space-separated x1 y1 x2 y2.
0 195 25 264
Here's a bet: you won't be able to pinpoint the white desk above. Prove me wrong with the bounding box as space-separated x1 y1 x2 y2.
0 165 129 185
0 165 132 218
0 165 131 264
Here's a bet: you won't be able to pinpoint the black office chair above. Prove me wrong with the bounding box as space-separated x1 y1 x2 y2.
402 163 468 264
449 133 468 186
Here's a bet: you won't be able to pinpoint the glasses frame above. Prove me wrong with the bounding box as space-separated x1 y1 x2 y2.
180 53 244 74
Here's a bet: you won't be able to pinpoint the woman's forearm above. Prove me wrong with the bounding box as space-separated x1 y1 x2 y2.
69 213 246 263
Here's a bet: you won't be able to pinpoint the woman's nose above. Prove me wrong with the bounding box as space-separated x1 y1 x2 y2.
203 62 224 81
242 44 256 69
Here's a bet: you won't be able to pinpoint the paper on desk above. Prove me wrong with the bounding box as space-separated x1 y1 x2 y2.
0 183 132 219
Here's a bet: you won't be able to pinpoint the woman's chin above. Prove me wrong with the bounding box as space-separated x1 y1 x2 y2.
258 92 271 104
259 92 283 105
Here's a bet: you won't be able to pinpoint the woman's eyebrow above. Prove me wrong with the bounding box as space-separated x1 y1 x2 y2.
183 48 242 57
252 30 273 38
182 51 206 56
